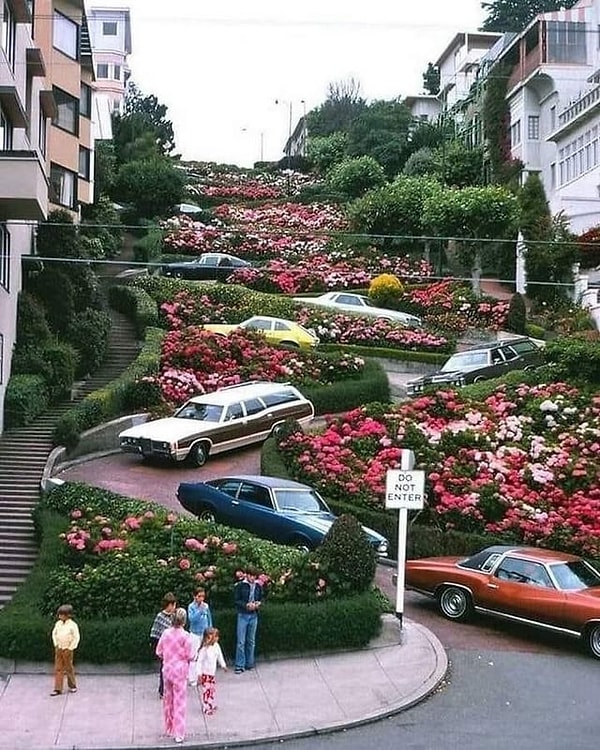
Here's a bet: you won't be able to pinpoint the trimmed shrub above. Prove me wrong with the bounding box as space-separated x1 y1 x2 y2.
67 309 111 377
525 322 545 339
15 292 51 349
368 273 404 307
544 338 600 384
39 340 79 399
26 267 74 334
505 292 527 335
317 514 377 594
303 358 390 414
326 156 386 199
132 227 164 263
108 284 159 335
4 374 49 428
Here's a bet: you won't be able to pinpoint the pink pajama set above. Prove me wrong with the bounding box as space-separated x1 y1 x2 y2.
156 626 195 740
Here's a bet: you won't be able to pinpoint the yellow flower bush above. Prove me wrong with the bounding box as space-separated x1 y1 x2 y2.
368 273 404 307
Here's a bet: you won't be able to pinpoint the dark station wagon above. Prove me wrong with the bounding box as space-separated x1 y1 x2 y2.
118 381 314 467
160 252 251 281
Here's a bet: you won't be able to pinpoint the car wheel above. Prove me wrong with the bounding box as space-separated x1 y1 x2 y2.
175 271 183 279
198 507 217 524
189 443 209 467
280 341 300 349
437 586 473 621
472 376 485 383
585 623 600 658
289 536 312 553
271 422 285 440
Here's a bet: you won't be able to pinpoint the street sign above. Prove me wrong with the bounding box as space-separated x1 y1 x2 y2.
385 469 425 510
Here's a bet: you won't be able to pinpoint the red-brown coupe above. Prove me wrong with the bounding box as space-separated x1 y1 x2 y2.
405 545 600 658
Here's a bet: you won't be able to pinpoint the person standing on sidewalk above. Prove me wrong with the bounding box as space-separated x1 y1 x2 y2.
234 566 263 674
186 587 213 685
156 607 195 744
150 592 177 698
196 627 227 715
50 603 80 696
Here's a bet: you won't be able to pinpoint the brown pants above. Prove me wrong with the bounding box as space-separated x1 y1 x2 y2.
54 648 76 692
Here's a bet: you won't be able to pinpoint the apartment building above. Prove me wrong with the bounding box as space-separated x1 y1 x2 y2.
87 5 131 139
0 0 95 434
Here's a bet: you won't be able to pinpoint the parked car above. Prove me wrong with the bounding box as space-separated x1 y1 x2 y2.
406 337 544 395
160 252 251 281
178 474 389 556
405 545 600 658
203 316 319 350
118 381 314 466
294 291 422 327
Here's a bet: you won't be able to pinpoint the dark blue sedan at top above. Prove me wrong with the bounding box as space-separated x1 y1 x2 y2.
177 474 389 556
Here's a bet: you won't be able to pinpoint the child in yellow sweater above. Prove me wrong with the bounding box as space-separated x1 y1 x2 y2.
50 604 80 696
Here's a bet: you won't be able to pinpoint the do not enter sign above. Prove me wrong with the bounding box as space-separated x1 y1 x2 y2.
385 469 425 510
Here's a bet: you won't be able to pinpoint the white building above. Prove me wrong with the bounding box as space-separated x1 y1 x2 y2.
87 6 131 140
495 0 600 233
403 95 441 124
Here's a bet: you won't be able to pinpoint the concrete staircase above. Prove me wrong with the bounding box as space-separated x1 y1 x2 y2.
0 306 139 609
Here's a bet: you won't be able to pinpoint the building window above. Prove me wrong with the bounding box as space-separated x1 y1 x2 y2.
528 115 540 140
547 21 586 64
80 82 92 118
78 145 91 180
0 224 9 293
53 10 78 59
50 163 77 209
113 64 121 81
38 108 46 156
102 21 117 35
1 1 16 69
510 119 521 147
52 87 79 135
97 63 109 79
0 107 13 151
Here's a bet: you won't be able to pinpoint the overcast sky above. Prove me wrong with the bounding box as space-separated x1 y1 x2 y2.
94 0 486 167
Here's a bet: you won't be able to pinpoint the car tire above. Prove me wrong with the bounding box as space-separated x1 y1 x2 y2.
437 586 473 621
289 535 312 553
280 341 300 349
271 422 285 439
198 507 217 524
584 623 600 658
189 443 209 467
472 376 486 383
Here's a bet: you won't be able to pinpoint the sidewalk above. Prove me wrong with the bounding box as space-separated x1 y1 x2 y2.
0 615 446 750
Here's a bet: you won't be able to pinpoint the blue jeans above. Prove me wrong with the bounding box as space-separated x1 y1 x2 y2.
235 612 258 670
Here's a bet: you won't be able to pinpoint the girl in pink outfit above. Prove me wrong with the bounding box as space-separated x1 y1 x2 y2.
156 607 195 743
196 627 227 715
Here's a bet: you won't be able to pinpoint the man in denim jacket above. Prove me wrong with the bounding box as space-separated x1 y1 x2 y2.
233 566 263 674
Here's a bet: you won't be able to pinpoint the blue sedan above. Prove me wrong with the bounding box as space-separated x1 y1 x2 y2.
177 474 389 556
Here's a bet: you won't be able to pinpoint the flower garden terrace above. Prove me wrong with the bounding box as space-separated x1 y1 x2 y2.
275 382 600 560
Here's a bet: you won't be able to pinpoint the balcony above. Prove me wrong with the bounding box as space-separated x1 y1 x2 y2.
0 151 48 220
507 46 543 93
558 84 600 129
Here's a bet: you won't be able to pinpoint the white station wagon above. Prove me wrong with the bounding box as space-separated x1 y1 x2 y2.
294 291 422 327
119 381 314 467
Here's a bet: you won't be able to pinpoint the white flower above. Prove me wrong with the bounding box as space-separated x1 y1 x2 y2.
539 399 559 412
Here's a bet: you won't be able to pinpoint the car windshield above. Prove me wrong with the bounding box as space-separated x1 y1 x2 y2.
441 351 488 372
173 402 224 422
274 488 329 512
550 560 600 590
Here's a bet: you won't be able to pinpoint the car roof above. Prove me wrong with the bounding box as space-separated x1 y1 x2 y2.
460 338 534 353
188 381 303 405
209 475 311 490
466 545 581 565
246 315 298 324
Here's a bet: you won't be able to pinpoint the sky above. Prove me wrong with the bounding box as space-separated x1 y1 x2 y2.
94 0 487 167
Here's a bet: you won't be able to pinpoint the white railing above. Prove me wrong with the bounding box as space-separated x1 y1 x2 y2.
558 84 600 128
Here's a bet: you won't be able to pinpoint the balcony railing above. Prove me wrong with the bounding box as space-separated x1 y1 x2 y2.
558 84 600 128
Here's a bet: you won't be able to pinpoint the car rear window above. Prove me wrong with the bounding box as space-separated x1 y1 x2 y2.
262 389 300 407
510 340 538 354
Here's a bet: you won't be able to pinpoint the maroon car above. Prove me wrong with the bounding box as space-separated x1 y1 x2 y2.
406 545 600 658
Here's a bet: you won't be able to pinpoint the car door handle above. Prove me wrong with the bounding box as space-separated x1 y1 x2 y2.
232 500 239 506
487 583 499 589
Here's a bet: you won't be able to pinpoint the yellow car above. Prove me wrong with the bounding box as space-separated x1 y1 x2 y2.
204 316 319 350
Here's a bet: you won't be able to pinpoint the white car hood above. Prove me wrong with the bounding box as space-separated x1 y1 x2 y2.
119 417 214 442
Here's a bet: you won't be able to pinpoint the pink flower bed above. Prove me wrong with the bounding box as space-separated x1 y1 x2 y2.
213 201 348 231
277 382 600 557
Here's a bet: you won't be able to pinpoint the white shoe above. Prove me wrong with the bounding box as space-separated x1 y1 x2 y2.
175 737 184 744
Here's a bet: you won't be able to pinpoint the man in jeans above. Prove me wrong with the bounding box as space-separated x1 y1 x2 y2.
234 567 263 674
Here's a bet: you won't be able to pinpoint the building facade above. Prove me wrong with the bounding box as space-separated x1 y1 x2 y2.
0 0 95 434
87 5 131 139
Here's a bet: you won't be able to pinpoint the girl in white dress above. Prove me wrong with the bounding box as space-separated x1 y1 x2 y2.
196 627 227 715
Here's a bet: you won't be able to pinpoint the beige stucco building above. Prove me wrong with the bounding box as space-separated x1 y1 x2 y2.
0 0 95 434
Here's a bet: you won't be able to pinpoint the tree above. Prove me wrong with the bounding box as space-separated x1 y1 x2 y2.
93 140 117 202
112 157 185 219
306 78 366 137
346 99 413 178
326 156 386 198
112 81 176 164
422 62 440 95
481 0 578 33
307 132 348 174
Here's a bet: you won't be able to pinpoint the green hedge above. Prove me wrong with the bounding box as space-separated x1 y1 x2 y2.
319 343 447 364
108 284 159 336
303 358 390 415
4 374 49 429
0 506 382 663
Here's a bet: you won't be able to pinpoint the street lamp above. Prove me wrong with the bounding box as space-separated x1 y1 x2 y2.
275 98 306 191
241 128 265 163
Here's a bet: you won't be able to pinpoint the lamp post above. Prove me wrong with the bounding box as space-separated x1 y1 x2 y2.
241 127 265 164
275 98 306 193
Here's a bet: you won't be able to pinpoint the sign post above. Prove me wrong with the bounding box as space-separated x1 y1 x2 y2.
385 450 425 628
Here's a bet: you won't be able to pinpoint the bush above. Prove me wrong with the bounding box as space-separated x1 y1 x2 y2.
39 340 79 399
15 292 51 349
26 267 74 334
132 228 164 263
4 374 49 428
368 273 404 307
317 514 377 594
303 358 390 414
113 158 185 220
525 322 545 340
544 338 600 384
108 284 159 335
326 156 387 199
504 292 527 335
67 309 111 377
